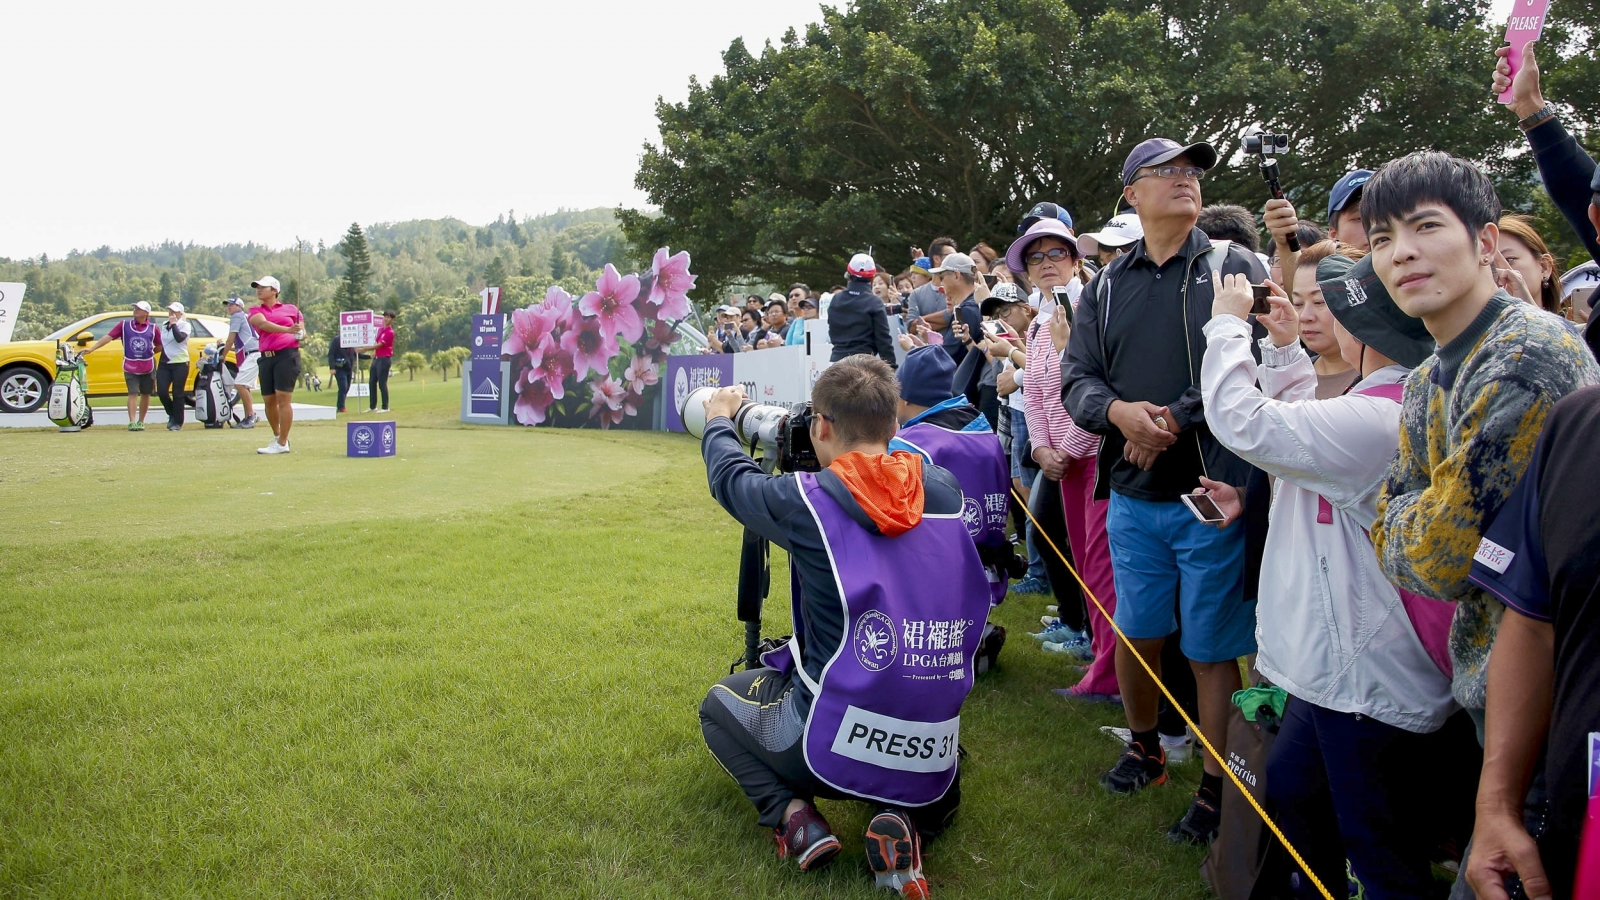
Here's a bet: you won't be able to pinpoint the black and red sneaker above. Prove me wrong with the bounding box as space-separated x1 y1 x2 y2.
865 809 930 898
774 804 841 872
1098 740 1167 794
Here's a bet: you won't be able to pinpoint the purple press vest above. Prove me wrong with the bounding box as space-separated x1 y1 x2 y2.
120 320 157 374
760 471 992 808
895 422 1012 605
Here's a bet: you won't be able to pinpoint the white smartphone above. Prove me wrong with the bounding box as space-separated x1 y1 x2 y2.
1181 492 1227 524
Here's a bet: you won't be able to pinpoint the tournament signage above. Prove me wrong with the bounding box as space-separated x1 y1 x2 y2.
339 310 378 349
665 354 735 432
0 283 24 344
469 313 505 418
347 420 396 458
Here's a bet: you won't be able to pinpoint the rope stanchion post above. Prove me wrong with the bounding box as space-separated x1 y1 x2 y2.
1012 487 1335 900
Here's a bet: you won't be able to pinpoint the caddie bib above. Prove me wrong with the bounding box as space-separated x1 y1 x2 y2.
761 470 992 807
120 320 156 374
895 422 1012 605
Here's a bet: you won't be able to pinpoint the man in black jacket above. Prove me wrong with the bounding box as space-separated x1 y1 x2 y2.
327 331 356 413
1061 136 1261 846
828 253 897 367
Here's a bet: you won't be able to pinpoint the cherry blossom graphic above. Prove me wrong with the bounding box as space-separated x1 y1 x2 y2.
505 286 571 357
646 248 695 321
579 264 643 342
560 313 620 381
513 371 557 425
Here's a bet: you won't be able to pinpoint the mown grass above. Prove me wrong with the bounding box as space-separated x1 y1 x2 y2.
1 378 1208 898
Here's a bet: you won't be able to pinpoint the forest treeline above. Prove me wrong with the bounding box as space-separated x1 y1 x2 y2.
2 208 632 358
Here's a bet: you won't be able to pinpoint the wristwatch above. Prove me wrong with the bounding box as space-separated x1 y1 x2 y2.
1518 103 1557 131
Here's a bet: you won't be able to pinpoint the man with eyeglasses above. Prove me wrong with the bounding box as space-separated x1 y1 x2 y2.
1061 137 1263 846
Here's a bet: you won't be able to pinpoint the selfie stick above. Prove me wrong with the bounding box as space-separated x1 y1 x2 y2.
1256 158 1300 252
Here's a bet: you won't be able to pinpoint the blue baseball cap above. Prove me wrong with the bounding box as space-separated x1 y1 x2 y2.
897 345 956 408
1328 169 1374 221
1018 201 1073 233
1122 138 1218 186
910 256 932 275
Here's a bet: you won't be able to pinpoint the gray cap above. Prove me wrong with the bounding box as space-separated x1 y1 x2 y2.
1317 254 1436 369
928 252 976 275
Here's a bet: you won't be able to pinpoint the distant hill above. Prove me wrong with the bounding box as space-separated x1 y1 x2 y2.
0 209 630 356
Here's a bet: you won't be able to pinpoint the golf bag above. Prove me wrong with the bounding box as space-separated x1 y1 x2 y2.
47 343 93 432
192 343 234 429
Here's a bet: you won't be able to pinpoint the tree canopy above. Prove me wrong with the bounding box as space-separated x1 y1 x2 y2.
622 0 1600 296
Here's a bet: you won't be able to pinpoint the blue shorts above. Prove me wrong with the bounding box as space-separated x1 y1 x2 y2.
1009 407 1029 481
1105 492 1255 663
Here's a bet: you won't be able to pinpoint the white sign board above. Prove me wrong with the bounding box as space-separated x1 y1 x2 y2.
339 310 377 349
733 343 810 408
0 282 24 344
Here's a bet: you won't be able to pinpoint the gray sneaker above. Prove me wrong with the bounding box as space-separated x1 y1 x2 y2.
237 417 256 429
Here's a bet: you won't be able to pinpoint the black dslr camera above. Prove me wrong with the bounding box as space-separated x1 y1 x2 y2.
1242 127 1299 252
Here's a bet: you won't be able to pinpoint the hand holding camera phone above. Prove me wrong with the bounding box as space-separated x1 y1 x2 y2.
1181 492 1228 524
1250 283 1273 315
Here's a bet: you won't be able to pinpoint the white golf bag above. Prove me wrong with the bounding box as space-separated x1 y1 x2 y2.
193 343 235 428
47 343 93 432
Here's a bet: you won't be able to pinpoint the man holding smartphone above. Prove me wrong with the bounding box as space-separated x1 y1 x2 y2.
1062 137 1263 845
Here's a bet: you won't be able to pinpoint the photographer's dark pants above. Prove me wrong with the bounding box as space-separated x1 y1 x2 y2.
369 357 391 410
334 367 351 410
157 361 189 426
700 666 960 836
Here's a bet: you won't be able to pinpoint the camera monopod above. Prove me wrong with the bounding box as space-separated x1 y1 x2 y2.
735 457 776 671
1243 127 1299 252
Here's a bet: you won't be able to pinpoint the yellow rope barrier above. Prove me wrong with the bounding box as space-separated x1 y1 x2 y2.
1012 487 1335 900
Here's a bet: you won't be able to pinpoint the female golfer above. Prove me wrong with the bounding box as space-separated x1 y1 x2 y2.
247 276 306 454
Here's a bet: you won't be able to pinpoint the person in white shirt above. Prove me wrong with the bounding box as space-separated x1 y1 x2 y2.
1199 240 1465 897
156 302 192 431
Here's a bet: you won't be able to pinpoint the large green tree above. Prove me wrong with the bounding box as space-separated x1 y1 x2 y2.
622 0 1599 296
332 222 373 312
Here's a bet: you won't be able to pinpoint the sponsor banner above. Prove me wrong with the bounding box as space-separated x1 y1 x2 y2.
347 420 396 458
0 282 23 344
469 313 505 417
734 343 810 408
665 353 734 432
339 310 378 350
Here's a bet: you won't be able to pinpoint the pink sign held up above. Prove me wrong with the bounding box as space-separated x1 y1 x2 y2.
1500 0 1551 104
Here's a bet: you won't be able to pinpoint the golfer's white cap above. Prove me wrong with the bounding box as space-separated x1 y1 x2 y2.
251 276 281 292
167 302 184 313
132 300 152 312
1082 214 1144 249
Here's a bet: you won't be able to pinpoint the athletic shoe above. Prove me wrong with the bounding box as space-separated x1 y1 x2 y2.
237 418 255 429
864 809 929 898
975 625 1005 675
166 422 182 431
1099 726 1194 764
1099 741 1166 794
773 804 841 872
257 442 290 455
1031 623 1083 644
337 407 346 413
127 423 138 432
379 407 389 413
1045 604 1058 613
1041 637 1093 662
1039 615 1060 629
1009 576 1049 595
1166 791 1220 845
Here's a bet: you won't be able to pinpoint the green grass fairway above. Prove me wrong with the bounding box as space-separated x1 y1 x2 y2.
2 376 1208 898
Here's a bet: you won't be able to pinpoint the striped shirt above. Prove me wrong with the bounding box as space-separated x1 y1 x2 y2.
1023 306 1099 461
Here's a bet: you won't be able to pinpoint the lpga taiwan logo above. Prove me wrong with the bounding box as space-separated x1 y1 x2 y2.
961 497 983 537
379 424 395 454
353 426 374 452
854 610 898 672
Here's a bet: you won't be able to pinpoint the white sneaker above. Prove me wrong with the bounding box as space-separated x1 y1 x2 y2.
257 441 290 455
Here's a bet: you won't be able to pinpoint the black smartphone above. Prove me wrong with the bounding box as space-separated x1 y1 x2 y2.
1051 286 1075 326
983 273 999 288
1250 283 1273 316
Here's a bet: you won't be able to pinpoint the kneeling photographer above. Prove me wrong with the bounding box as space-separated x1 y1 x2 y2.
694 356 991 898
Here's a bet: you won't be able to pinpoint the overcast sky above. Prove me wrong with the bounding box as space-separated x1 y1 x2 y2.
4 0 1524 260
0 1 827 259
